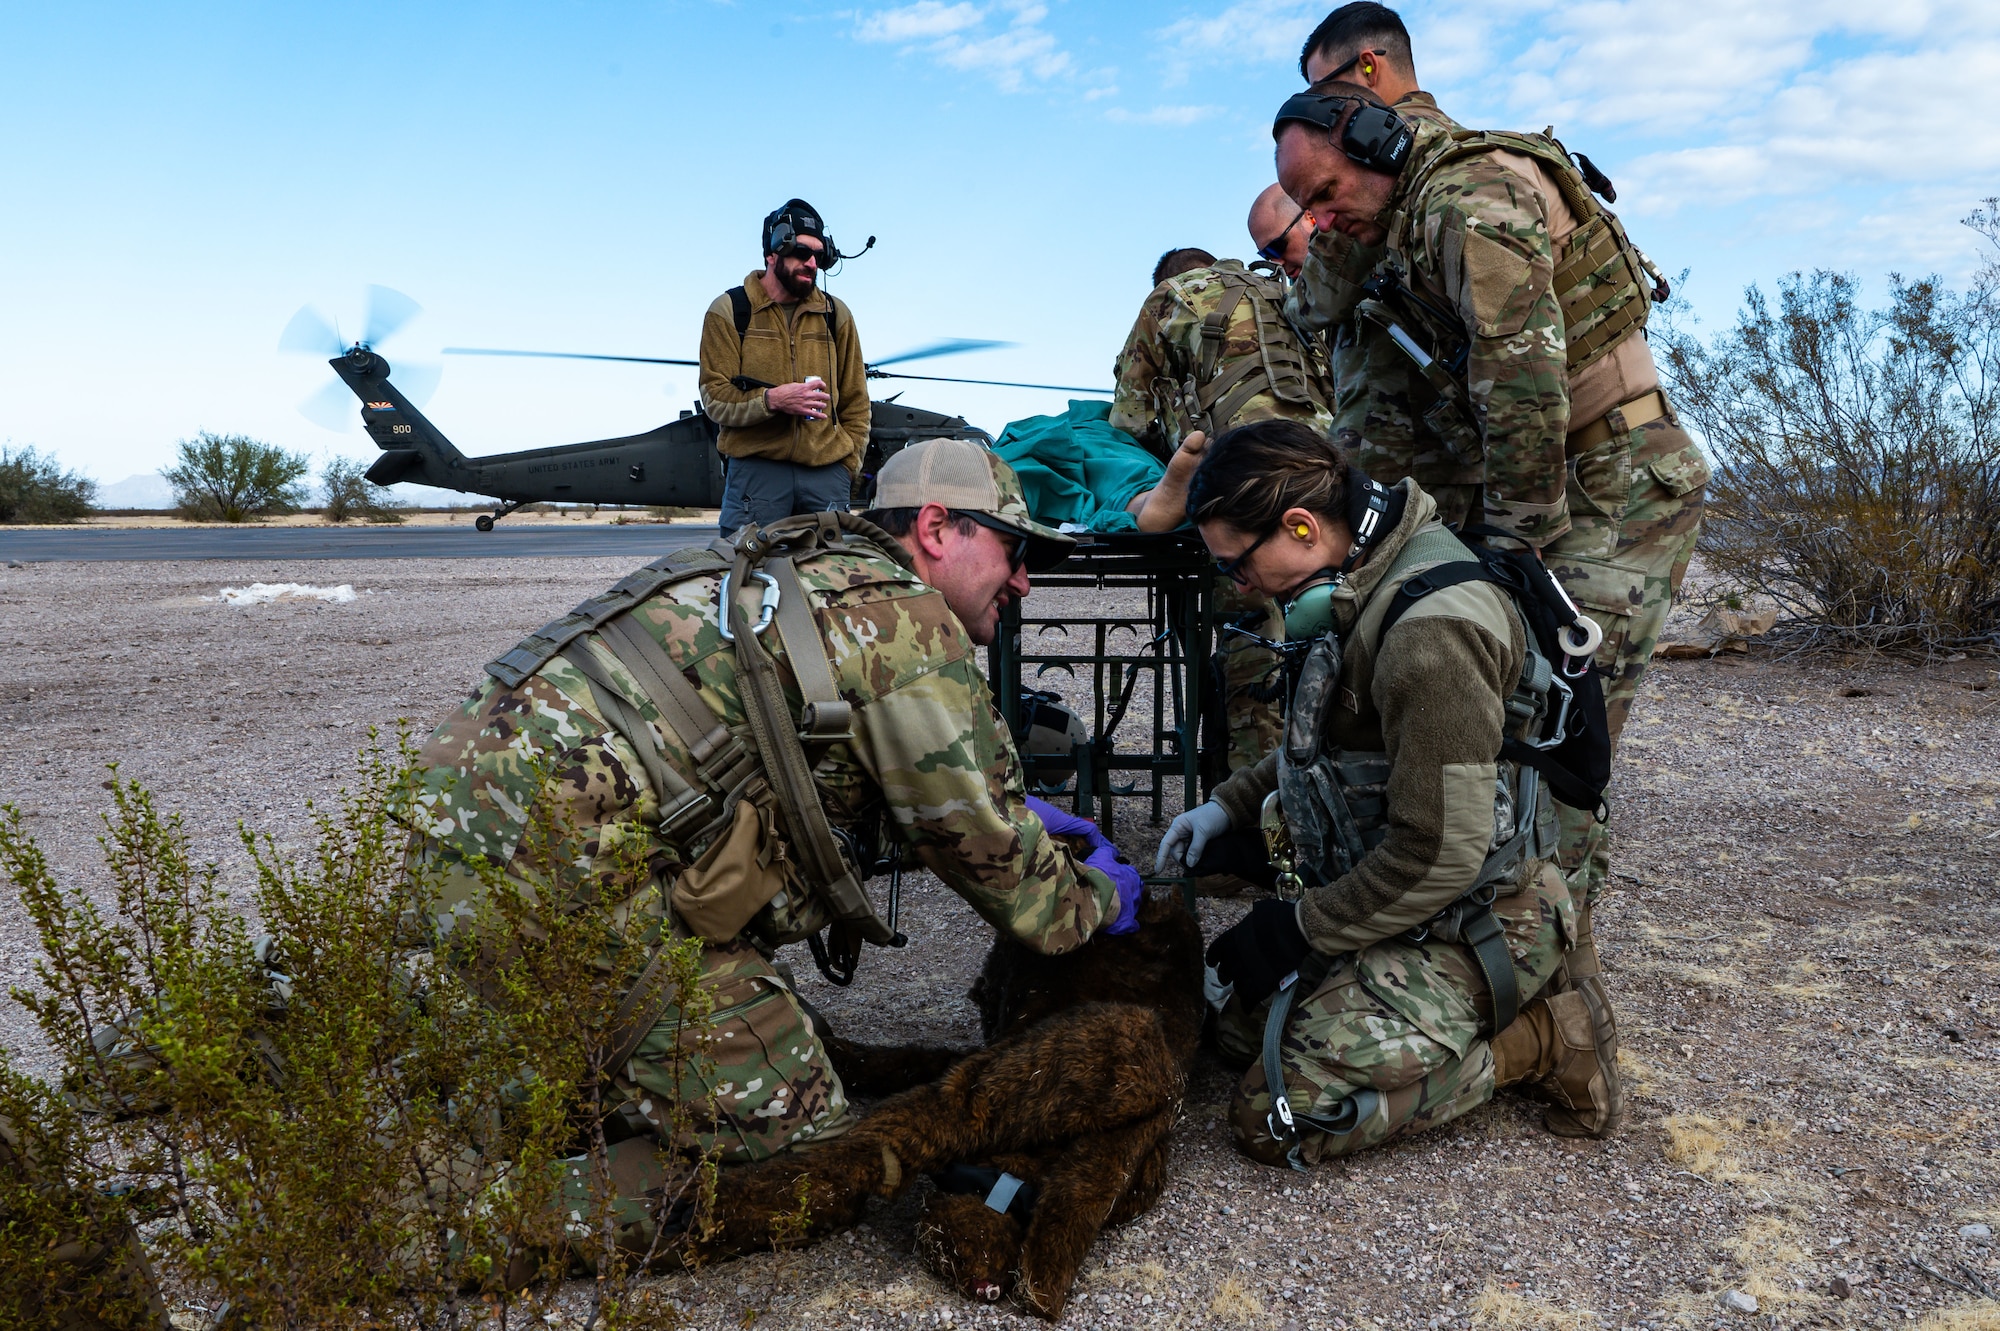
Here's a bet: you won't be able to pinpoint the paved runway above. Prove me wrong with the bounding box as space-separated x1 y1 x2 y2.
0 524 722 562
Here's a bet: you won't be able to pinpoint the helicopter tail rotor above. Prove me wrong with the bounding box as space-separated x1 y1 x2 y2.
279 286 440 430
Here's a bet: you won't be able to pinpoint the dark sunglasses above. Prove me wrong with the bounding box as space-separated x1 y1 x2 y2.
782 244 826 265
952 510 1031 571
1256 207 1311 262
1321 46 1387 81
1212 526 1277 584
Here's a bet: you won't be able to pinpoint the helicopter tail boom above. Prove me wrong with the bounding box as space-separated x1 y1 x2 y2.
327 348 472 491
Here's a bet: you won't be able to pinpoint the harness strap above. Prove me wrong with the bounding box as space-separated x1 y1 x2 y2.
763 550 855 749
727 530 897 957
597 615 734 768
1461 903 1520 1032
558 642 704 835
1260 969 1382 1170
1195 278 1249 384
602 942 679 1079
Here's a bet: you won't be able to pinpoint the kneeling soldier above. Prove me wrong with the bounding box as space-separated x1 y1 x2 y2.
1159 421 1618 1169
412 440 1141 1224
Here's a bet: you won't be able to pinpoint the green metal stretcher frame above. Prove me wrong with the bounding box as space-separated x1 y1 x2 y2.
985 530 1220 903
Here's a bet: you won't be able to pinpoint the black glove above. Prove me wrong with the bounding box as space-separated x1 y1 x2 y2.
1205 898 1312 1011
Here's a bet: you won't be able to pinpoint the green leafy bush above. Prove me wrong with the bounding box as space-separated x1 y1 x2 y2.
321 456 408 524
1657 210 2000 652
163 433 310 522
1 740 719 1330
0 445 96 523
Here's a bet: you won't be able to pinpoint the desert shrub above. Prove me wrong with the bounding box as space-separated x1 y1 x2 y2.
0 445 96 524
0 740 719 1330
321 455 408 524
1656 209 2000 653
163 433 310 522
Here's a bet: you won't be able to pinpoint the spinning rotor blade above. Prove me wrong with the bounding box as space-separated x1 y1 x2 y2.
868 338 1016 368
443 347 701 367
866 369 1112 394
278 304 345 356
361 285 422 347
299 379 357 432
392 358 442 407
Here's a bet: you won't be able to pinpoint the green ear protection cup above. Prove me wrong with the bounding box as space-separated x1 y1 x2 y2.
1278 469 1393 640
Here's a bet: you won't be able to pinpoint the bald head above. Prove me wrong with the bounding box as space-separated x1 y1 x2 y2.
1248 183 1311 279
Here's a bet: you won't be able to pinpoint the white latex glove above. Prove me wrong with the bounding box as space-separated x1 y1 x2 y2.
1155 800 1233 874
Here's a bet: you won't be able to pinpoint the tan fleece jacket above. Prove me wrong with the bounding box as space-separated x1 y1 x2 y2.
697 271 871 471
1211 481 1527 953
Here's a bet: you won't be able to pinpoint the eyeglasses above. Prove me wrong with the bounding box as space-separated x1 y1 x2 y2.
1212 526 1277 584
1256 207 1312 262
783 244 826 265
1320 46 1387 82
951 510 1030 572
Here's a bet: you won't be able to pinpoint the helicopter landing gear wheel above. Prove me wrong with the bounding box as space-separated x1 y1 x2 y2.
475 515 495 532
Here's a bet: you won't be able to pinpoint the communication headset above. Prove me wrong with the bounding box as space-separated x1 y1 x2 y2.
764 198 836 263
1271 91 1414 175
1279 469 1395 640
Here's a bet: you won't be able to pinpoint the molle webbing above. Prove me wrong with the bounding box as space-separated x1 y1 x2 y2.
1393 128 1652 376
487 546 732 689
1189 266 1329 434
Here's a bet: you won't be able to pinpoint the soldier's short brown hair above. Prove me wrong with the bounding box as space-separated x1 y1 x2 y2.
1299 3 1414 82
1186 419 1352 534
1152 248 1216 287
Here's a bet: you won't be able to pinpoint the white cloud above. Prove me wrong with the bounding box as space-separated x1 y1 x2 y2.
855 1 982 43
852 0 1074 91
1105 104 1222 126
1155 0 1320 71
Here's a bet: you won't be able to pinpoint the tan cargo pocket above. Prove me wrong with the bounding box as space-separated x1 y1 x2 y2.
1648 440 1712 497
1545 551 1646 620
669 798 790 942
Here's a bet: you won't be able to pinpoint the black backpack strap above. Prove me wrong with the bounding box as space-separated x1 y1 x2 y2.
729 285 752 338
1374 561 1502 653
823 295 838 342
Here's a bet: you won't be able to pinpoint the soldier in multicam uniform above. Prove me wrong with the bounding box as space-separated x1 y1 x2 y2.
1273 73 1711 1088
1288 5 1474 515
1158 421 1619 1168
1109 242 1336 775
412 439 1142 1232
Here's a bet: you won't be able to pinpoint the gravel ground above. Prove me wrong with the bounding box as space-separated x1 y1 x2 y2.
4 557 1999 1329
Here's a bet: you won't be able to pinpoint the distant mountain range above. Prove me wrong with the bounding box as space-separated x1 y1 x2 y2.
96 472 177 509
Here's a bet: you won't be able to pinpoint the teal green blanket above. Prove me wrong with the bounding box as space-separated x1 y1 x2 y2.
993 400 1162 533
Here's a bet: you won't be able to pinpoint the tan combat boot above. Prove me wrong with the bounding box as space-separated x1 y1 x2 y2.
1489 989 1625 1139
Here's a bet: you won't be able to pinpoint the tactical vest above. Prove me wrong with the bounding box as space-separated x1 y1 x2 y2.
1166 261 1331 438
1371 125 1668 378
1274 524 1558 887
485 512 909 1009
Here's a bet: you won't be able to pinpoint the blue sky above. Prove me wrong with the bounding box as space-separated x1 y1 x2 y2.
4 0 1996 490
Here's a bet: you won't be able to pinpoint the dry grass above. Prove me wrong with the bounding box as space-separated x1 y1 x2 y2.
1208 1276 1264 1322
1918 1300 2000 1330
1470 1282 1600 1328
1661 1114 1754 1184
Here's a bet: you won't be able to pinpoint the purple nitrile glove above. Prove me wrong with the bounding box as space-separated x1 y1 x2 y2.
1087 843 1145 935
1024 794 1108 850
1023 796 1140 935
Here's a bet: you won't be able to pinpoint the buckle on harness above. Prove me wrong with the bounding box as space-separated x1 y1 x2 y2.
718 571 779 640
656 787 714 842
1527 674 1575 751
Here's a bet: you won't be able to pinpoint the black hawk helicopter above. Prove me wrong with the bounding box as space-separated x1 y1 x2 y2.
282 285 1109 531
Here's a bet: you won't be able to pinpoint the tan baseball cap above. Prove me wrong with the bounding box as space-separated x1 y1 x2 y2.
870 438 1076 572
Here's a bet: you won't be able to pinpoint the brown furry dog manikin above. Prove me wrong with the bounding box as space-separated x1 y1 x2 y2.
695 890 1205 1319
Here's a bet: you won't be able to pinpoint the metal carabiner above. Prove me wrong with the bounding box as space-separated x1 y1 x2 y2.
1528 675 1576 747
717 570 780 641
